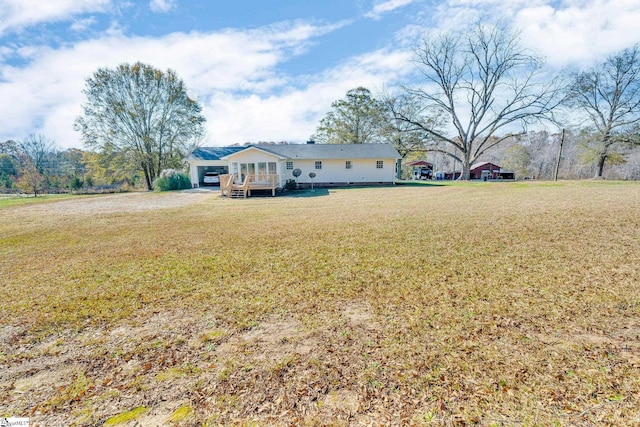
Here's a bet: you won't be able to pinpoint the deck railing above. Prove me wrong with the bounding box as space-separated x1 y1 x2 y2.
246 173 279 186
220 173 280 197
246 174 279 196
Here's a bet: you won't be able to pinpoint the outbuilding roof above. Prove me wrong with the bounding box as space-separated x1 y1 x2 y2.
470 161 501 170
406 160 433 167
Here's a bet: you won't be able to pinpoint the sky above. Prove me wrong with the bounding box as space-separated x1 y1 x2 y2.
1 0 639 149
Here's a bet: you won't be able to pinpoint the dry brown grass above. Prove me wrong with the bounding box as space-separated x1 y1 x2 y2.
1 181 639 426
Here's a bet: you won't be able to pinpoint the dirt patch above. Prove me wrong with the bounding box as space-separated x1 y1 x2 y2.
132 401 192 427
344 302 381 332
0 309 224 426
218 314 318 361
13 366 76 394
321 389 360 415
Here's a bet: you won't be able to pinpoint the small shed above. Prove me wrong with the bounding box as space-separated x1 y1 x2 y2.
470 162 515 180
443 170 462 180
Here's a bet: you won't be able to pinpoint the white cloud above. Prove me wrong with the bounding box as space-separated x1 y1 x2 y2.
0 0 111 34
2 0 638 150
70 17 97 32
149 0 176 14
432 0 640 68
514 0 640 68
366 0 418 19
204 48 415 145
0 19 405 148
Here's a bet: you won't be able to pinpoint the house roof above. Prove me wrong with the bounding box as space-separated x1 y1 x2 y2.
187 146 244 161
243 143 401 160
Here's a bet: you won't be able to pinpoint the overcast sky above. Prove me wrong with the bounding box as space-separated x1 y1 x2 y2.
1 0 639 149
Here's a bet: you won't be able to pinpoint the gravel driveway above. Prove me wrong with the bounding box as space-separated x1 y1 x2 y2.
16 189 218 215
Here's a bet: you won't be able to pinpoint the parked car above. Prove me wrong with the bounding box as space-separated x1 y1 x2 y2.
203 171 220 185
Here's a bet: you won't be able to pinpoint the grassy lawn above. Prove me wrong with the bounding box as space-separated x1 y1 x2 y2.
0 193 82 208
1 181 639 425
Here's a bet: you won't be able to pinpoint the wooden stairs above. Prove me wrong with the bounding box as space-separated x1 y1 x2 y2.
220 174 250 198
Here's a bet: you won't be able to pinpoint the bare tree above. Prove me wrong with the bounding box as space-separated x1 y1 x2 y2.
566 45 640 178
389 24 561 179
19 134 56 174
75 62 206 190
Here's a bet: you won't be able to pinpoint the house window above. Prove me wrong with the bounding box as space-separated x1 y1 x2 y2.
258 162 267 178
376 160 384 169
315 161 322 170
345 160 352 170
286 161 293 170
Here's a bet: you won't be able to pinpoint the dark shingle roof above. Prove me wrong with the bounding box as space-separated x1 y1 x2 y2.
188 146 244 161
249 143 401 160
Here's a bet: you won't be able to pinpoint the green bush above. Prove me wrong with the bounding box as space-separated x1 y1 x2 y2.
69 176 83 191
153 169 191 192
284 179 297 190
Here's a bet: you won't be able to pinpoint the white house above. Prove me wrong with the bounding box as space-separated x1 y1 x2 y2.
186 143 401 189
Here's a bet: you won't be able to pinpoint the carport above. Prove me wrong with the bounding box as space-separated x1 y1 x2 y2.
184 146 244 187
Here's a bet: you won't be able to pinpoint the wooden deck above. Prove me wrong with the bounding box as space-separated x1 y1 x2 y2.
220 174 279 197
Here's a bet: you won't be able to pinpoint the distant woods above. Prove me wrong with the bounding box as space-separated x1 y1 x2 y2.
0 136 143 196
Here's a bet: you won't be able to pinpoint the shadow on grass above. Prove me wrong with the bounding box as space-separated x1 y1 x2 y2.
278 188 331 198
394 180 447 187
244 182 453 198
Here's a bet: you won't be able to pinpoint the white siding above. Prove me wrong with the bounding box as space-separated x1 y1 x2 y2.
285 158 396 184
224 148 286 187
226 148 281 164
191 145 400 188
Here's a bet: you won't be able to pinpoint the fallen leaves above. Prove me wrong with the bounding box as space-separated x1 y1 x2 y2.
1 181 639 424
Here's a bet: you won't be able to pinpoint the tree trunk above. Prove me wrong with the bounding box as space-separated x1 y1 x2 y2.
554 129 565 181
460 152 472 180
142 162 153 190
594 154 606 179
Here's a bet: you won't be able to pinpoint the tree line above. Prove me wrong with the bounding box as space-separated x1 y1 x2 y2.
0 136 144 195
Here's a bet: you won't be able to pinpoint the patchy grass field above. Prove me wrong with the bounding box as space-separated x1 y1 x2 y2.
1 181 639 426
0 193 81 209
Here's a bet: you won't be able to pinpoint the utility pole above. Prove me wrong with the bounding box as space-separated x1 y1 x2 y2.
554 129 565 182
